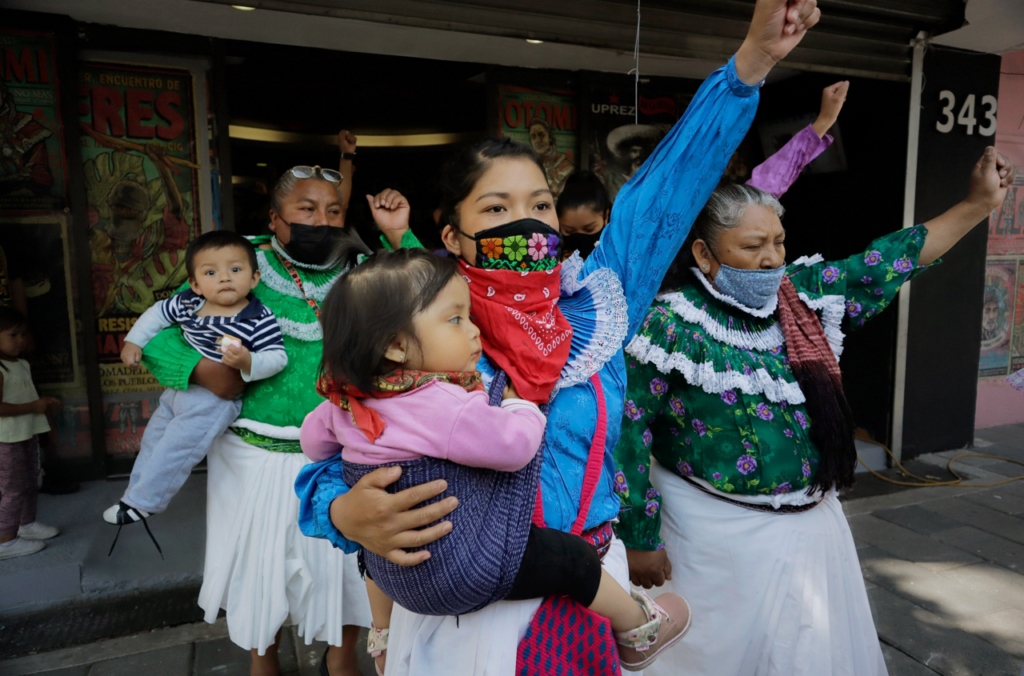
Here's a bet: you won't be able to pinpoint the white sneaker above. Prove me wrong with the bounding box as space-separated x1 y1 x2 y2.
0 537 45 559
18 521 59 540
103 502 150 525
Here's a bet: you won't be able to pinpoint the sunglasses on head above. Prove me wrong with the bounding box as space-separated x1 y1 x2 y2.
288 165 343 184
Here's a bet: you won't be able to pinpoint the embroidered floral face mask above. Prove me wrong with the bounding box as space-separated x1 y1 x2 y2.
460 218 562 272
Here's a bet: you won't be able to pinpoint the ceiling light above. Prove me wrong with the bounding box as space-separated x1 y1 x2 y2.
526 39 544 44
256 162 267 167
232 5 257 10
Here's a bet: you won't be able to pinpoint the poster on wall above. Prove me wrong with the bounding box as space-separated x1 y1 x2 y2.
100 392 163 457
78 60 201 395
585 87 691 202
988 177 1024 256
1011 258 1024 374
0 29 69 213
979 259 1017 377
498 86 577 198
0 216 79 387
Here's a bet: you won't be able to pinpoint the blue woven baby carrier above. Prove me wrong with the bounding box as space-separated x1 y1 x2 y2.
342 372 544 616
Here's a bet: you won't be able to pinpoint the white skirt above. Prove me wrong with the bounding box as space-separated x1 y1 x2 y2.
385 535 636 676
645 459 887 676
198 430 372 655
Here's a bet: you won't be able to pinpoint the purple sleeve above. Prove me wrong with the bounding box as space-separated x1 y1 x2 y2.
747 124 833 199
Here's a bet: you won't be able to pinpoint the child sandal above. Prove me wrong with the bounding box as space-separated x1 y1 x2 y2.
367 623 388 676
614 588 692 672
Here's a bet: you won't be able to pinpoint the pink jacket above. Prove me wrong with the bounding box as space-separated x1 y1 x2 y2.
300 380 547 472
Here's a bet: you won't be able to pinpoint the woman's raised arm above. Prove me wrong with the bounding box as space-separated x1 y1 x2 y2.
586 0 820 340
919 147 1015 265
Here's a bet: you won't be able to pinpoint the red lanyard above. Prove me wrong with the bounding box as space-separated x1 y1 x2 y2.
273 250 320 317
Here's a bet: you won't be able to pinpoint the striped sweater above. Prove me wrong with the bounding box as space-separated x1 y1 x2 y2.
126 289 287 383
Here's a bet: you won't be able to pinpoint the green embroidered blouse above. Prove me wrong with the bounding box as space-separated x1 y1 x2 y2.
140 231 422 452
613 224 935 551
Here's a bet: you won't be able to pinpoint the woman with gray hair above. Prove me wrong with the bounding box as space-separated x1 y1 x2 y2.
613 147 1015 675
139 165 418 676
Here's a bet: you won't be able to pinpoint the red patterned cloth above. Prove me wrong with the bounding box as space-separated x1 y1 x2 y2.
515 522 621 676
460 260 573 405
515 372 620 676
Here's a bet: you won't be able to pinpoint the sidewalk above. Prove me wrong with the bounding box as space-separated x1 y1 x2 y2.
2 427 1024 675
843 423 1024 676
0 474 205 616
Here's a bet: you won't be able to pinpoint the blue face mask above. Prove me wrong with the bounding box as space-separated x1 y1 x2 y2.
711 262 786 309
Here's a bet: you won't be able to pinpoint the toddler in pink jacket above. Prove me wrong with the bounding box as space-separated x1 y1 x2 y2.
302 248 690 675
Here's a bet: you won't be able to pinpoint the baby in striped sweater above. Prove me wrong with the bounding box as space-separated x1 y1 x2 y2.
103 231 287 542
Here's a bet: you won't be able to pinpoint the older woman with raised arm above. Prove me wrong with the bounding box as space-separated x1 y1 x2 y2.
615 147 1015 676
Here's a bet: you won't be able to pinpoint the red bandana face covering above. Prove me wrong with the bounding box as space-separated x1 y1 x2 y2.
459 259 574 405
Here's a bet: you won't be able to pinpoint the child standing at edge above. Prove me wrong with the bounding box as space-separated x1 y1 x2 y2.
0 308 62 560
103 231 287 540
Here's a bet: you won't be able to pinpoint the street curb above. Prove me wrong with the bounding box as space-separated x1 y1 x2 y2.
0 583 205 660
0 619 229 676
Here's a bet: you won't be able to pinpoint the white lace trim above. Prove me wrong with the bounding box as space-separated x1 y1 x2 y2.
625 334 807 404
657 291 785 352
231 418 302 440
554 259 630 395
277 316 323 342
792 254 824 268
692 267 779 318
560 251 586 295
256 249 345 303
798 292 846 360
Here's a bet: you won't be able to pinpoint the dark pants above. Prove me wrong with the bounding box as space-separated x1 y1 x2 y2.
0 437 39 535
506 525 603 607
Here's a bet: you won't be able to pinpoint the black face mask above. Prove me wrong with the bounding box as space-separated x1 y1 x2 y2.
562 232 602 259
280 223 347 266
459 218 562 271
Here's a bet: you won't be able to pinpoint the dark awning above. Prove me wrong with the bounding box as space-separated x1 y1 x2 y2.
196 0 966 80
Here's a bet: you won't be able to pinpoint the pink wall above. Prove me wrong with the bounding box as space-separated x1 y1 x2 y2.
977 50 1024 429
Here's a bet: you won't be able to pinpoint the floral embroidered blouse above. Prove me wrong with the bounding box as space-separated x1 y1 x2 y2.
613 224 935 551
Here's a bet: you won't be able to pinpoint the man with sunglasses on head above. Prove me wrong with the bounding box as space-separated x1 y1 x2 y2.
137 162 421 676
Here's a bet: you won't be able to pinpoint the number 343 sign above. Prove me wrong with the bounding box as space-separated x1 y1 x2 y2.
936 91 997 136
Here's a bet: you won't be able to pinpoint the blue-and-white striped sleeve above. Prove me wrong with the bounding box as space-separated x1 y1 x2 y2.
249 313 285 352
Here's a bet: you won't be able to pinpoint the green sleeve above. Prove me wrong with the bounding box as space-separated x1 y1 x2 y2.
379 230 423 251
786 223 937 331
139 281 197 390
140 326 199 390
614 358 673 552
